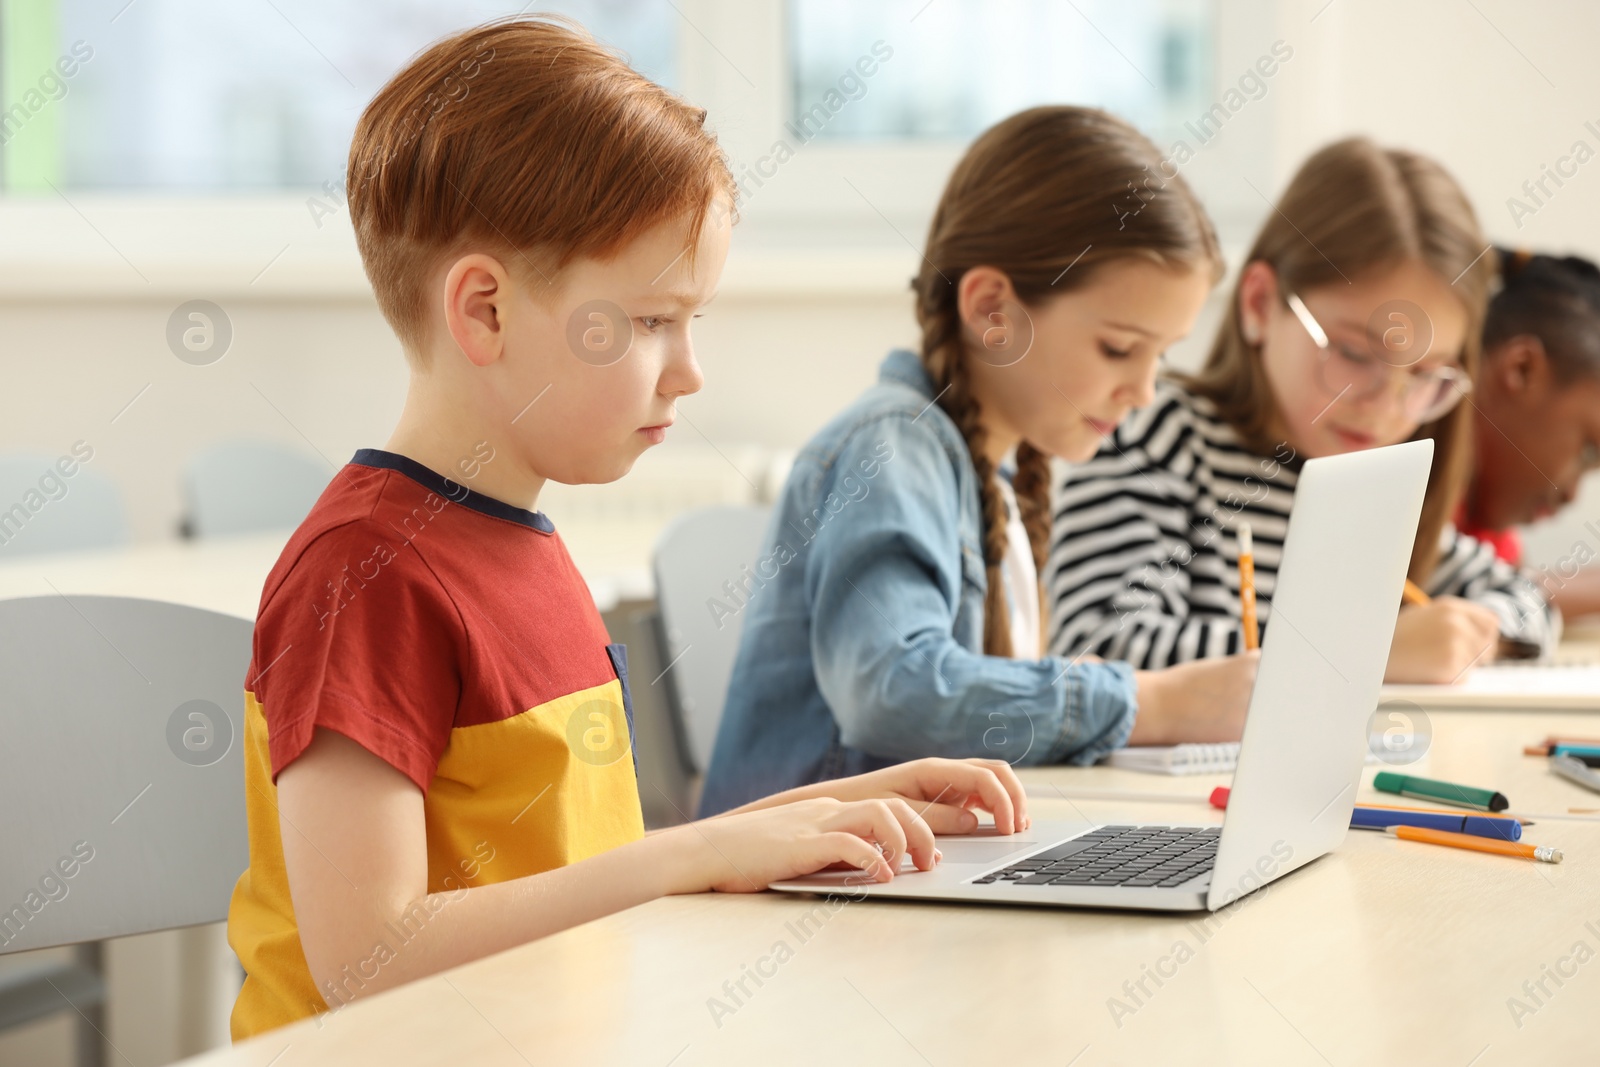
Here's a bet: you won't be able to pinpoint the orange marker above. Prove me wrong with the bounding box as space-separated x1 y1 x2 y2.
1384 824 1563 863
1238 523 1259 651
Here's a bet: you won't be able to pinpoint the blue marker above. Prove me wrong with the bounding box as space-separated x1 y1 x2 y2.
1550 744 1600 767
1350 806 1522 841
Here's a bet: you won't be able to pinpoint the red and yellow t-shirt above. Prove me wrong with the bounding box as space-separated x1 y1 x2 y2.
226 448 645 1040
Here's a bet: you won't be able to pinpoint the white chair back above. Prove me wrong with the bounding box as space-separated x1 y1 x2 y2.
0 454 129 558
651 506 770 775
0 596 250 954
184 441 331 538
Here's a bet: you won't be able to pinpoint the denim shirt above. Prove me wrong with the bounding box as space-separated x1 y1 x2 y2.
697 349 1138 816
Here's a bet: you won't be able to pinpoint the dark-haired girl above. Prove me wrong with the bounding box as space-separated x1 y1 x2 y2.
700 107 1259 814
1464 249 1600 618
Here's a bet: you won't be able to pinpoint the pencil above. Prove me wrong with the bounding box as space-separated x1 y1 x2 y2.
1402 579 1431 606
1523 735 1600 756
1384 825 1562 863
1238 523 1259 651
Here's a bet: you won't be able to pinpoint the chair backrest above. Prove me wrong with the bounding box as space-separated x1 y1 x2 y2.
0 596 250 954
0 454 129 558
651 505 771 775
184 441 332 538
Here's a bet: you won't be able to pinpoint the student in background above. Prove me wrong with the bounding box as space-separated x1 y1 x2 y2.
699 106 1260 817
227 17 1033 1039
1045 138 1555 685
1463 249 1600 619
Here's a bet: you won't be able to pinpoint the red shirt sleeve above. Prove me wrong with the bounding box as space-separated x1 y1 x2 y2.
249 520 465 791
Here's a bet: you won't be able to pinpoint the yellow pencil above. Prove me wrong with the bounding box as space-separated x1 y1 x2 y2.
1385 824 1563 863
1402 578 1431 606
1239 522 1259 651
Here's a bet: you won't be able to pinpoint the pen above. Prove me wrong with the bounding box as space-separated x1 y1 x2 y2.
1384 825 1562 863
1350 807 1521 840
1373 771 1509 812
1238 523 1259 651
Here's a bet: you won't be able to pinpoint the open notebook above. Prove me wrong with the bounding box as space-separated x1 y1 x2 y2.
1380 663 1600 710
1107 742 1239 775
1107 740 1391 776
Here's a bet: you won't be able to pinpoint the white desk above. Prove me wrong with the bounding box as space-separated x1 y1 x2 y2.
0 519 660 618
177 709 1599 1066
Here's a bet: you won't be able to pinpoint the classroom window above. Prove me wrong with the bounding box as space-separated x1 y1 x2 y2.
788 0 1213 144
0 0 677 192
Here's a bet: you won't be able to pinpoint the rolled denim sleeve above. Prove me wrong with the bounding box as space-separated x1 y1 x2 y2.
804 413 1137 766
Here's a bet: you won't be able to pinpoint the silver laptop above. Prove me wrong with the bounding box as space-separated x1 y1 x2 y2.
770 439 1434 912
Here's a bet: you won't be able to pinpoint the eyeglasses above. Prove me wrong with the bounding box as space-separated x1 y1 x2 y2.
1282 291 1470 424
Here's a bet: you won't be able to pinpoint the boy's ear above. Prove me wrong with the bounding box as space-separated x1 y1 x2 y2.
442 253 513 368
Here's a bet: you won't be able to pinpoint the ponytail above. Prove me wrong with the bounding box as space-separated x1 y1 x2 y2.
1487 246 1600 382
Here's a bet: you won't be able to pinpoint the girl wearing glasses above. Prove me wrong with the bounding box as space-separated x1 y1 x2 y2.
1461 249 1600 619
1045 137 1555 685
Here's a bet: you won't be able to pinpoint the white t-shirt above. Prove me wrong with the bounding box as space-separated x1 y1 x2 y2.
995 465 1041 660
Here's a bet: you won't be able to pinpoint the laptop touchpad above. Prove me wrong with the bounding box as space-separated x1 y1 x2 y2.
934 840 1037 864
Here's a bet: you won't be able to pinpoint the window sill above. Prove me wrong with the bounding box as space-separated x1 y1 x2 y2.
0 196 925 301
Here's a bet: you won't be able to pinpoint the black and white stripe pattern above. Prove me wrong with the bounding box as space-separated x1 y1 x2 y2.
1044 379 1555 667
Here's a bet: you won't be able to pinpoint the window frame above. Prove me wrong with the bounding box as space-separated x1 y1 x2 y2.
0 0 1280 297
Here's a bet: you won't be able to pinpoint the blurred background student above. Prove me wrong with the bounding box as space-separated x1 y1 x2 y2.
1462 249 1600 619
1044 138 1555 684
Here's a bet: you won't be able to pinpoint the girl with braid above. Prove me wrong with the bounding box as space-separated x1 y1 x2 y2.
700 107 1259 815
1461 248 1600 619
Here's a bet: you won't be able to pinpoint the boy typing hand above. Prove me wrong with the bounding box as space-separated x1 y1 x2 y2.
227 17 1023 1038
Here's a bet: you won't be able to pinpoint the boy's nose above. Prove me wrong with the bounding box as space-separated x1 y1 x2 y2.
663 345 704 399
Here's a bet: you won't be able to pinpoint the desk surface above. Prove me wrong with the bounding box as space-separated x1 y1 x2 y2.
0 520 658 618
184 709 1600 1067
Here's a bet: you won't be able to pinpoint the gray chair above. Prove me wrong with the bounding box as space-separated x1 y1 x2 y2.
0 596 251 1066
182 441 332 538
0 455 130 558
650 505 771 776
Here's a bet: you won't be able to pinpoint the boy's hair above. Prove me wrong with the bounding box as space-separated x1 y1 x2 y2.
347 15 735 363
1180 137 1492 585
1486 247 1600 381
911 105 1222 659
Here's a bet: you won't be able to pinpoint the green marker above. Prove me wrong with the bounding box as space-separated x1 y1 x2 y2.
1373 771 1509 812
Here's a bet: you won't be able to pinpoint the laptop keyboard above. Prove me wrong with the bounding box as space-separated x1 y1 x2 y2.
973 825 1220 888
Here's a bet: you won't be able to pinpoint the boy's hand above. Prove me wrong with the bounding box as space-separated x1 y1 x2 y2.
672 759 1030 893
803 757 1030 835
676 797 939 893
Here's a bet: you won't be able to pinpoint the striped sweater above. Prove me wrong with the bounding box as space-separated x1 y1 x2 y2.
1044 379 1555 667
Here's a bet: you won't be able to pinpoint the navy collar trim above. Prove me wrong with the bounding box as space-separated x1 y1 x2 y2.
351 448 555 534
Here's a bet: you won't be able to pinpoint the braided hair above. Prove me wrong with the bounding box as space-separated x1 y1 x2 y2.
912 107 1220 657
